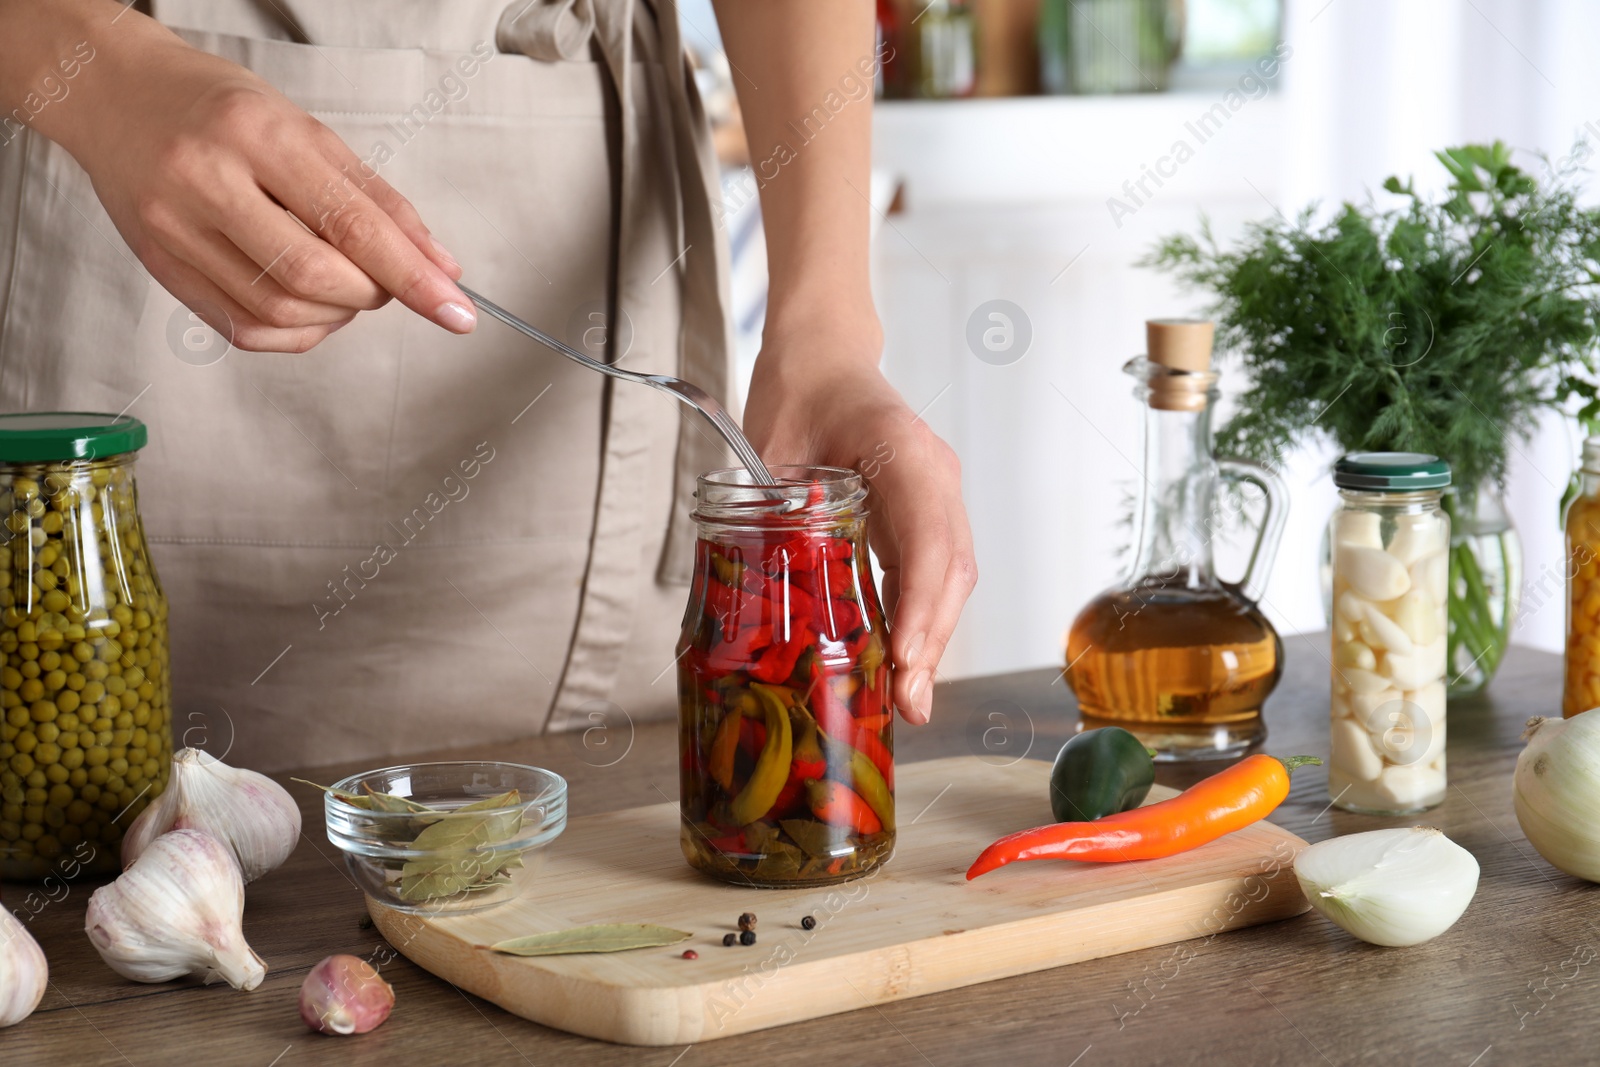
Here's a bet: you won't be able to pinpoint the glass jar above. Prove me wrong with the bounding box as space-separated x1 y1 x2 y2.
0 415 171 879
1327 452 1450 815
1564 437 1600 717
677 466 893 886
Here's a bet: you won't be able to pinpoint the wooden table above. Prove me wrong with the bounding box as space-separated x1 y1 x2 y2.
4 637 1590 1066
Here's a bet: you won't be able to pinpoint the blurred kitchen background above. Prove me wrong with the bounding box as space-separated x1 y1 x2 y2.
680 0 1600 682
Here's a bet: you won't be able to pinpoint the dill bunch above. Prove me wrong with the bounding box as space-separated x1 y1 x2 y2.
1143 142 1600 495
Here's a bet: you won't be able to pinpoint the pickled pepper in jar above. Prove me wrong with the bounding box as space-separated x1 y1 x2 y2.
677 466 893 886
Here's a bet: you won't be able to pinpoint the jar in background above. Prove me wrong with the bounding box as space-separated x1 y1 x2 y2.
1564 437 1600 717
0 415 170 879
1328 452 1450 815
677 466 893 886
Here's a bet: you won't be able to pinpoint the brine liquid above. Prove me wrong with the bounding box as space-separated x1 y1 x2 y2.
1064 585 1281 759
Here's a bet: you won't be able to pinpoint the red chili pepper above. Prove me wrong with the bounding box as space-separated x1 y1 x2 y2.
852 712 892 732
965 755 1322 879
849 726 894 791
737 716 768 763
762 776 808 821
807 778 882 835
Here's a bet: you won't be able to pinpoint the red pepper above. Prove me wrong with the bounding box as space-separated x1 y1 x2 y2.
790 716 827 782
762 776 808 821
738 715 768 763
806 778 882 835
809 660 893 789
852 713 892 732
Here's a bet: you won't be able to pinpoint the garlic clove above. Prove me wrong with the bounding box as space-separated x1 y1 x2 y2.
1335 544 1412 600
0 905 47 1027
1330 719 1383 781
86 829 267 990
1294 826 1478 946
122 748 301 883
300 954 396 1035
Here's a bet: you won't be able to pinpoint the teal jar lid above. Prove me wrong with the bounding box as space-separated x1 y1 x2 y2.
0 413 148 463
1334 451 1451 491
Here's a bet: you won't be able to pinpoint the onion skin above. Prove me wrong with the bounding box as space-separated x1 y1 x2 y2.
300 954 395 1035
1514 715 1600 883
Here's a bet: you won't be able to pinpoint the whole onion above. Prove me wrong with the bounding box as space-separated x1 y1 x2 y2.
1513 715 1600 882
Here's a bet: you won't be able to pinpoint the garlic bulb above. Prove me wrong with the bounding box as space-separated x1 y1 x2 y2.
0 905 47 1027
1514 715 1600 882
1293 826 1478 947
122 748 301 883
300 954 395 1035
86 829 266 990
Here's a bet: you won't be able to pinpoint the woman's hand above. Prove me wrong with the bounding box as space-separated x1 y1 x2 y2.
26 3 470 352
743 322 977 726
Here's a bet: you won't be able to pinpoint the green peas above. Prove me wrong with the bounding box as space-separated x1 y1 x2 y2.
0 456 170 880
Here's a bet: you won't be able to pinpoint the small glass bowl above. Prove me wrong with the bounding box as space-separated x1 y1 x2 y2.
324 761 567 915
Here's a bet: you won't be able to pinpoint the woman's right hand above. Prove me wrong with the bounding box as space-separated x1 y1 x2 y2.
28 3 473 352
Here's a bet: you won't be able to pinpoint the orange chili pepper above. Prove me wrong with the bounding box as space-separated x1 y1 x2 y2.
806 778 883 836
965 755 1320 880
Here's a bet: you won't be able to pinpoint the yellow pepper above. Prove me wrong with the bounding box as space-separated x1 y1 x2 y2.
708 706 742 792
729 683 792 825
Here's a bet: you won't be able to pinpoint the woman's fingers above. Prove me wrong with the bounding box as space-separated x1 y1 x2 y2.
261 150 474 333
142 241 353 353
869 435 977 725
213 201 389 312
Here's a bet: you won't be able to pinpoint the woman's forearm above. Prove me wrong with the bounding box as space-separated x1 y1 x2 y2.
0 0 181 157
711 0 881 350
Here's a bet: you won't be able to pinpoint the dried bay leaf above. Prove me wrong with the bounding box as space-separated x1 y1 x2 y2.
455 789 521 813
781 819 850 858
362 783 438 814
486 925 692 956
292 778 372 809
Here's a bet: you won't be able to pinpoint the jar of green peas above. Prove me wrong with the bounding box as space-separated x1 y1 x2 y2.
0 414 170 880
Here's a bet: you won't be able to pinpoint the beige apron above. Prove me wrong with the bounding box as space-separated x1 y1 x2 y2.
0 0 733 770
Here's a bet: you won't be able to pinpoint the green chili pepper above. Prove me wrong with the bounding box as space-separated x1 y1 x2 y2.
731 683 793 825
1049 727 1154 823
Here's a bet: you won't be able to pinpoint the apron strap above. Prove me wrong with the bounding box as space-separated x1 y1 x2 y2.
496 0 598 61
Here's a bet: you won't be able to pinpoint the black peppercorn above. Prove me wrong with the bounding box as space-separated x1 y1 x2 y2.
722 933 738 947
801 915 816 930
739 930 756 946
738 912 757 932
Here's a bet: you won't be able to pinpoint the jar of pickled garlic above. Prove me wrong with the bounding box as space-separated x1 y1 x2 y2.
677 466 893 886
1327 453 1450 815
0 415 171 879
1563 437 1600 717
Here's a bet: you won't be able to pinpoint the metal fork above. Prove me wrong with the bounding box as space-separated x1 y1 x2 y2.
459 285 777 486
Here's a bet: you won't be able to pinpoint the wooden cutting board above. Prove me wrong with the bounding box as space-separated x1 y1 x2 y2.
368 755 1310 1046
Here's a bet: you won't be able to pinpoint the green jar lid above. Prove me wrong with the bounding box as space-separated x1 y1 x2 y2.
0 413 148 463
1334 451 1451 491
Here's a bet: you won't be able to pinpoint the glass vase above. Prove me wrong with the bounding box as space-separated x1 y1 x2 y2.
1443 484 1521 696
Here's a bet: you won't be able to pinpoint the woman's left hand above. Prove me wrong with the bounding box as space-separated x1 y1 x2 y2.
743 324 976 727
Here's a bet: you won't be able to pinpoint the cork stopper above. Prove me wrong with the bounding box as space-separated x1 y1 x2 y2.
1144 318 1215 411
1147 319 1214 372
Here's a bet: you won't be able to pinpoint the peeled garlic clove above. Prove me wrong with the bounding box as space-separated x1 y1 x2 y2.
1331 719 1383 781
1339 667 1391 695
86 829 267 990
1351 685 1403 731
1333 640 1377 671
300 954 396 1035
122 748 301 883
1359 602 1414 654
1294 826 1477 946
1391 589 1440 645
1333 510 1383 549
1386 514 1447 567
0 906 47 1027
1336 544 1411 600
1410 551 1448 604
